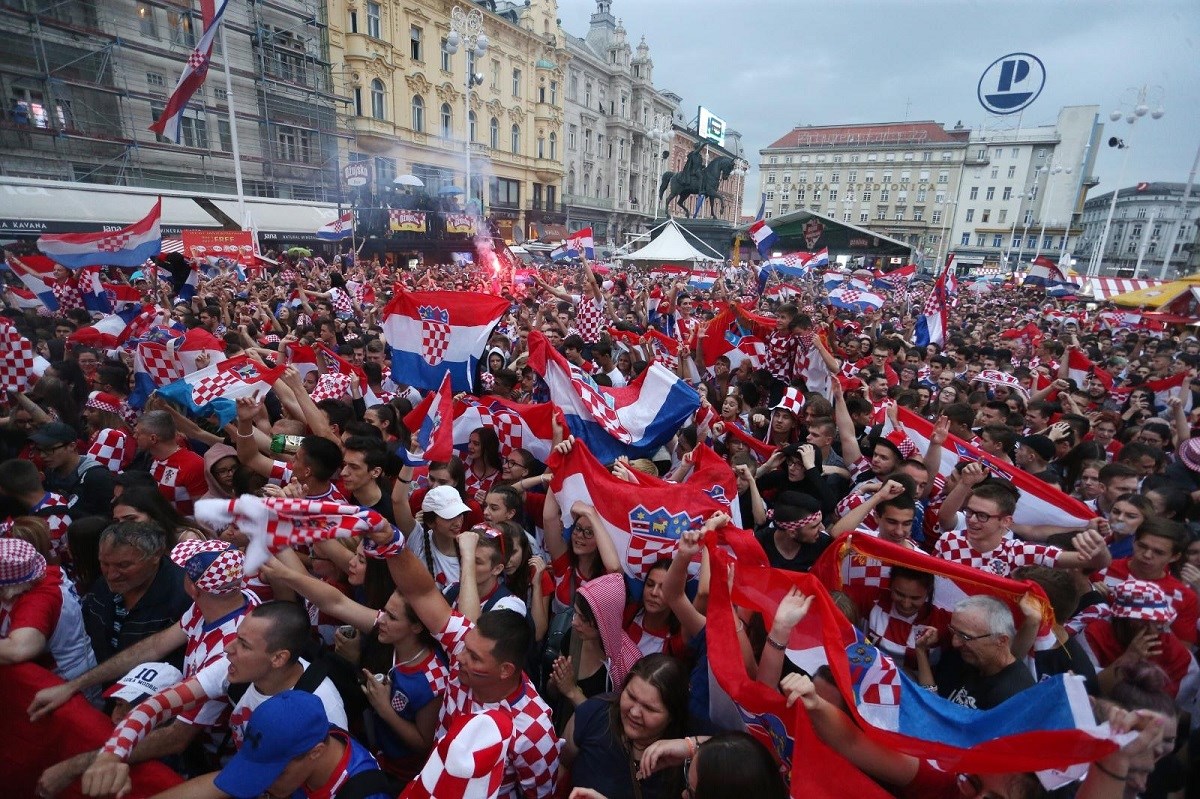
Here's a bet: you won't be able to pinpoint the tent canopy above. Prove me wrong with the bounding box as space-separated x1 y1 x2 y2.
1108 274 1200 310
615 219 722 263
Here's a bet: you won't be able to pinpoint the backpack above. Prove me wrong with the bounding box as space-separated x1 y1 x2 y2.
226 658 329 704
335 767 404 799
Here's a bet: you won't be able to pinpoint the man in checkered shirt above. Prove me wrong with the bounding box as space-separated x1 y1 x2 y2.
933 479 1110 578
135 411 208 516
368 525 561 798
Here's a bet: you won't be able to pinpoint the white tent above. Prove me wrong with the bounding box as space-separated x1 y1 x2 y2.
614 219 723 263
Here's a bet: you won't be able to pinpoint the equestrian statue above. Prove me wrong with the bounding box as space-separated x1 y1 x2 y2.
657 141 737 219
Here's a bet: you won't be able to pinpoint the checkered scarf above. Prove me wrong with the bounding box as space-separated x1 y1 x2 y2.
195 495 388 574
169 540 244 595
309 372 351 402
0 538 46 586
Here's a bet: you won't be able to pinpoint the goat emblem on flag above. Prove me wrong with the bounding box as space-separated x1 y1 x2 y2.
627 506 702 578
417 305 451 366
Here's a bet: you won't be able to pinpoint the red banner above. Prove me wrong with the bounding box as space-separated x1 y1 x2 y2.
181 229 255 267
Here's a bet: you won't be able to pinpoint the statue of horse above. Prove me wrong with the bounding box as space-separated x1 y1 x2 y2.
658 155 737 219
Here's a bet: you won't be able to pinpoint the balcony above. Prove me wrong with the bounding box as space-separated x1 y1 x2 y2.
346 116 396 152
964 153 990 166
343 33 391 63
565 193 613 210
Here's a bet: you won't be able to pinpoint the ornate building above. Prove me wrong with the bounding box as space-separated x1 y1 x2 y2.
560 0 677 248
329 0 567 245
1079 182 1200 278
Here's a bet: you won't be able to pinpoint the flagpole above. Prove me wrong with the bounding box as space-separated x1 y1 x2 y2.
218 25 247 223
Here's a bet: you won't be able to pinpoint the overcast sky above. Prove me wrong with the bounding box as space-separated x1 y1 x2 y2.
557 0 1200 215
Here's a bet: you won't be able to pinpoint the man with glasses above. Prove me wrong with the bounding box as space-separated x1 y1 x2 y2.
31 420 116 518
918 595 1035 709
933 478 1110 577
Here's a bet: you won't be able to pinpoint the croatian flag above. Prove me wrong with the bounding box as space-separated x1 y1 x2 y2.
285 343 319 380
156 354 285 426
828 286 884 312
4 286 42 311
914 267 949 347
79 267 112 314
453 396 559 464
548 439 765 581
174 327 227 373
527 330 700 464
1066 349 1114 391
130 340 184 409
892 407 1096 528
150 0 230 143
1024 256 1078 289
382 285 509 393
713 558 1125 775
807 247 830 269
687 268 719 292
37 199 163 269
4 254 59 312
1111 372 1195 412
757 251 813 291
0 318 50 393
177 265 200 302
569 227 595 259
873 264 916 293
68 303 154 350
747 195 778 256
695 306 765 373
316 212 355 242
399 372 454 467
821 271 845 290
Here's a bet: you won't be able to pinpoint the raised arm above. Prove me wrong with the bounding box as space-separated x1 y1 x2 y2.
831 379 863 465
571 500 622 574
829 480 906 537
366 528 452 636
234 394 279 479
260 555 378 633
756 587 812 691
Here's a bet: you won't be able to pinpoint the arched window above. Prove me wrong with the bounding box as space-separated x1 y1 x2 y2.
468 110 476 142
370 79 386 120
511 124 520 154
549 131 557 160
582 172 590 196
596 177 603 198
440 103 452 138
567 168 575 194
489 116 499 149
411 95 424 132
537 135 545 159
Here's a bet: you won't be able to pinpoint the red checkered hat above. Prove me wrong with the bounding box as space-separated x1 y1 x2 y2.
0 538 46 586
1110 579 1177 624
771 387 806 417
875 430 918 460
169 539 244 595
401 709 514 799
85 391 123 415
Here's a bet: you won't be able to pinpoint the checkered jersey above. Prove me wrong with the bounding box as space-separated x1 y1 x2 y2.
0 320 44 393
863 596 951 671
51 279 84 313
932 530 1061 577
267 459 347 502
15 492 75 560
464 464 499 506
177 591 258 727
763 330 797 382
330 287 355 318
88 428 134 473
151 448 208 516
625 609 668 658
574 296 606 344
835 493 878 532
1095 558 1199 645
434 611 561 798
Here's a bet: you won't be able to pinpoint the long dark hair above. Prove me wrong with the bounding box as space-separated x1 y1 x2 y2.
113 485 207 546
694 732 788 799
607 653 689 753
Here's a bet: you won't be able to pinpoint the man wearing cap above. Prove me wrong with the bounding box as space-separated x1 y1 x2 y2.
74 602 349 798
30 421 116 518
366 521 561 798
135 410 208 517
1078 579 1198 698
755 490 831 573
1014 433 1061 488
28 539 257 764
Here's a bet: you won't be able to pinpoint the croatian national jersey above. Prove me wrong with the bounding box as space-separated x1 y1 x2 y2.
376 650 449 759
1095 558 1198 645
177 591 258 728
574 296 606 344
861 595 951 671
625 609 668 658
933 530 1061 577
151 447 208 516
29 492 75 559
434 611 560 798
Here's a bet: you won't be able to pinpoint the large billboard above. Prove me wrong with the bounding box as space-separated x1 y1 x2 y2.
698 107 726 147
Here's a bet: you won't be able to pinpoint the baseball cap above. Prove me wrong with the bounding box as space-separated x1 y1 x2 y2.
29 422 80 448
421 485 471 519
1017 434 1055 462
103 662 184 704
214 691 330 799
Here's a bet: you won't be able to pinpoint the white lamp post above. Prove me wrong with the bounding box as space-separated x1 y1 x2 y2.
1034 161 1072 259
649 112 674 220
444 7 488 214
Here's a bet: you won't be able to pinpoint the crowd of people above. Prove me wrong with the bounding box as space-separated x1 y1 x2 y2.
0 245 1195 799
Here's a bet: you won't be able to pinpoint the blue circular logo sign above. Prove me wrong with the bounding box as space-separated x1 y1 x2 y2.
977 53 1046 115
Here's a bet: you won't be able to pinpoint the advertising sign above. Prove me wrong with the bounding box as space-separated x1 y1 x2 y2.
181 229 256 267
697 107 726 147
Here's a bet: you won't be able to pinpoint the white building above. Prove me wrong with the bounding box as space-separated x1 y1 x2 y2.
1079 182 1200 278
947 106 1102 272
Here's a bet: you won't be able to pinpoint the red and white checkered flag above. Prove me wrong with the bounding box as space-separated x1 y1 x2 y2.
0 317 49 393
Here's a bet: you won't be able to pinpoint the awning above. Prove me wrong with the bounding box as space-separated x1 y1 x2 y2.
212 198 339 241
1087 277 1164 301
535 223 568 242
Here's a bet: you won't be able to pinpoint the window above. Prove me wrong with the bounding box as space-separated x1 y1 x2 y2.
937 171 948 184
782 174 791 184
935 191 945 203
489 117 499 149
965 209 975 222
990 167 999 179
779 205 790 214
549 131 557 160
374 156 396 186
137 3 157 37
370 79 386 120
862 190 871 202
512 69 522 97
851 155 861 163
146 72 165 88
985 187 995 200
886 153 896 162
214 88 227 102
864 171 874 182
1007 165 1016 179
537 135 544 158
510 124 520 153
440 39 451 71
961 232 970 245
848 170 857 183
999 209 1008 224
918 170 930 182
349 10 358 33
981 210 990 223
217 119 232 152
880 189 889 202
168 11 195 46
568 124 576 150
844 212 853 222
882 172 891 184
1036 148 1046 159
584 129 591 153
976 234 986 247
410 95 424 132
917 189 927 202
410 26 422 60
1012 236 1022 248
831 172 840 184
814 173 823 184
828 189 838 202
923 151 932 162
353 87 362 116
877 206 888 220
487 57 496 88
833 155 843 163
620 94 627 117
767 173 776 184
550 81 558 105
900 170 910 182
931 210 942 224
439 103 451 138
765 191 775 201
796 189 806 201
569 73 578 100
914 207 925 221
812 189 822 202
181 112 207 149
585 83 593 105
992 234 1003 247
366 2 380 38
275 125 314 163
1024 210 1034 225
490 177 520 206
797 172 807 183
860 212 870 223
468 111 476 141
1002 186 1012 200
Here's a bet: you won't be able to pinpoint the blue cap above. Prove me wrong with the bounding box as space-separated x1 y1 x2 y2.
213 691 329 798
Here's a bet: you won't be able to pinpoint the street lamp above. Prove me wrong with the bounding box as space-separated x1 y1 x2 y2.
649 112 674 220
1001 189 1029 271
1087 85 1165 278
444 6 488 214
1034 161 1072 259
1013 168 1050 271
934 199 958 274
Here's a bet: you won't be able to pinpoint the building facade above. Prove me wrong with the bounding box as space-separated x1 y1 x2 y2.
1078 182 1200 278
1 0 342 206
758 121 971 267
328 0 567 246
947 106 1101 273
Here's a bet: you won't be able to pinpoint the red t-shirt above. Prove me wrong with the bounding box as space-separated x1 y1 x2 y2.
150 447 208 516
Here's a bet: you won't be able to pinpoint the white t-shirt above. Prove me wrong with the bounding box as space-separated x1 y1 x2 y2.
194 657 348 749
406 521 462 589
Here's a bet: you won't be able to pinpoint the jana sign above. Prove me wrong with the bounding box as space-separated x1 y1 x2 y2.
977 53 1045 115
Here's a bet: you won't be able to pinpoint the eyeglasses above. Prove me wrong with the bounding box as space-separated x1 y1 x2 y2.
503 458 526 469
963 507 998 523
572 525 594 539
948 625 996 644
213 465 239 477
37 443 68 455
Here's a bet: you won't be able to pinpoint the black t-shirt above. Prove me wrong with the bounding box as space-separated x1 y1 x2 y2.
755 527 832 573
935 650 1035 710
1032 633 1098 695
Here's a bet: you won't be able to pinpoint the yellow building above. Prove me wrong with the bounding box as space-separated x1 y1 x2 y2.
329 0 568 248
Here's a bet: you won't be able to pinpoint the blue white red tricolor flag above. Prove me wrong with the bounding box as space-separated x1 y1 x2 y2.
914 266 949 347
68 303 155 350
150 0 230 143
399 371 454 467
1024 255 1079 291
747 194 779 256
827 286 884 312
527 330 699 464
552 227 596 260
156 354 285 426
4 254 60 311
382 285 509 393
37 199 162 269
316 212 355 241
452 395 559 464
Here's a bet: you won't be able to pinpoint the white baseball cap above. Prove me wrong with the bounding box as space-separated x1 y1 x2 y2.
103 662 184 704
421 485 471 519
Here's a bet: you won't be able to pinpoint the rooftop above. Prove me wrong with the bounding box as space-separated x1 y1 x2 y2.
764 121 970 151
